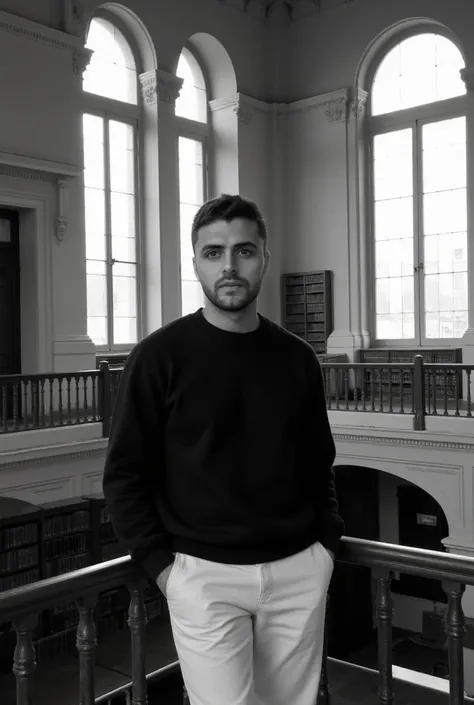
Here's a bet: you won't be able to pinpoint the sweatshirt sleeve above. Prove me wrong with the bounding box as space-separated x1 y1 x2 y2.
102 345 175 581
307 348 345 556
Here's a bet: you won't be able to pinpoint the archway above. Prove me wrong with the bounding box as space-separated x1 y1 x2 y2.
330 464 450 679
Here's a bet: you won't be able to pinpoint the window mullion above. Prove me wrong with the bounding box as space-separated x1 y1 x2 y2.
103 116 114 350
413 119 424 346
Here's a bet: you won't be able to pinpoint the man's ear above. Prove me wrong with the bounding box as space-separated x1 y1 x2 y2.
263 248 271 276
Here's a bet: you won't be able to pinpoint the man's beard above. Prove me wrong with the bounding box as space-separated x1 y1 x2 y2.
201 279 262 312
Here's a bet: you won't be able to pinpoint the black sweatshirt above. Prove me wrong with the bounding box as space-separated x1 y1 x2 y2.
102 309 344 581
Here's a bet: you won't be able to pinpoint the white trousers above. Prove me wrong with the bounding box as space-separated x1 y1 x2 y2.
166 540 334 705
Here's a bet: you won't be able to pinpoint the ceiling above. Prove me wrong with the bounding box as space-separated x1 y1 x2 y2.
219 0 355 22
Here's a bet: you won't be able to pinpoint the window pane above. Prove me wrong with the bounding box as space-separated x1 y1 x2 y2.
422 116 468 339
175 48 207 123
374 129 414 340
114 317 137 345
423 117 466 194
179 138 204 205
83 18 137 104
85 187 106 261
372 33 465 116
111 192 136 262
373 130 413 200
83 114 104 189
181 279 204 317
178 137 205 317
86 260 107 346
113 262 137 345
109 121 135 195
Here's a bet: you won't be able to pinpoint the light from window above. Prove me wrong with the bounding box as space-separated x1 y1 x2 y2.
179 137 205 316
373 129 415 340
175 48 207 123
84 114 138 347
372 34 465 116
423 117 468 338
83 17 137 105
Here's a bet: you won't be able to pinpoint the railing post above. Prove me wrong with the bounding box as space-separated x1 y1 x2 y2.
76 594 98 705
317 603 331 705
413 354 426 431
127 578 149 705
99 361 111 438
12 613 38 705
374 568 394 705
442 580 466 705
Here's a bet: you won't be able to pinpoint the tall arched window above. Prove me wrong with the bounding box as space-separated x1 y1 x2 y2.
82 17 139 350
175 47 209 317
369 33 467 344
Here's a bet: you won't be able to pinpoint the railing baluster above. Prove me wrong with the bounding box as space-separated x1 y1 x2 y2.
91 373 98 420
442 581 466 705
59 376 64 425
75 375 80 423
375 568 394 705
317 604 330 705
12 614 38 705
2 382 7 431
49 376 54 426
128 582 148 705
40 379 45 426
387 368 393 413
23 380 29 429
399 367 405 414
76 594 98 705
13 381 19 430
67 375 72 424
83 374 89 422
443 368 449 416
344 368 349 410
467 369 472 418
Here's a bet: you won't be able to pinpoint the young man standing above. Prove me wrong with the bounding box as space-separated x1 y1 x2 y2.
103 194 344 705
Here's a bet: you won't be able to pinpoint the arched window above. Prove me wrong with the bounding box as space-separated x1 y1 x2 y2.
369 33 467 344
82 17 139 350
175 47 209 317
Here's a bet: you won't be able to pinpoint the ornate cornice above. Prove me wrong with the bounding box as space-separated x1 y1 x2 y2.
348 88 368 121
0 166 50 182
139 69 183 106
0 9 82 52
333 432 474 452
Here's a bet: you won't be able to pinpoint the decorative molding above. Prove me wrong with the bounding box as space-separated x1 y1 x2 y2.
348 88 368 121
55 178 69 242
209 96 239 113
139 69 183 106
0 152 82 178
333 432 474 452
234 107 253 125
0 166 50 182
72 47 93 76
460 67 474 92
0 9 82 51
323 96 348 123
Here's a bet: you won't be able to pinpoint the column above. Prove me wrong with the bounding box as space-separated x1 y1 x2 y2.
461 67 474 365
139 69 183 330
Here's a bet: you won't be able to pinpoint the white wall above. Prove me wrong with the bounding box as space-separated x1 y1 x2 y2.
279 0 474 358
0 0 272 374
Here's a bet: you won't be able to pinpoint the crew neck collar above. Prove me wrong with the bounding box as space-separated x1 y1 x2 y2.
193 308 265 340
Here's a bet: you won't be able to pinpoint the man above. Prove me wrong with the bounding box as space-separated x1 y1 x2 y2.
103 194 344 705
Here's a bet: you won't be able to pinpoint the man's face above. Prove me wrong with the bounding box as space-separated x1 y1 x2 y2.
193 217 270 312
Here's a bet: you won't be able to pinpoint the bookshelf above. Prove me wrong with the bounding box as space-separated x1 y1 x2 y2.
282 271 333 354
0 498 42 674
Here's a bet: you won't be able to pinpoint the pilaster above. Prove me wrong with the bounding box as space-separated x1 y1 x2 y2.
460 68 474 368
139 69 183 328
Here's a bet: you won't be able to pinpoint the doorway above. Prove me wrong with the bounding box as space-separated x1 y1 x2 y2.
0 209 21 377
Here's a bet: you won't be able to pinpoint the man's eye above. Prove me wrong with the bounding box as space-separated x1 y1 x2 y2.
240 249 252 256
205 251 219 258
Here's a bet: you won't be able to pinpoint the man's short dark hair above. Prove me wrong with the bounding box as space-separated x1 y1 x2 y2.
191 194 268 250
